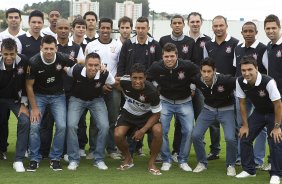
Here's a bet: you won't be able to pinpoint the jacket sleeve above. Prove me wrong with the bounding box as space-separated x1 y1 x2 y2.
117 41 129 77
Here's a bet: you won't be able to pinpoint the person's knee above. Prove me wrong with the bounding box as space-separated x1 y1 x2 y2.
152 123 162 139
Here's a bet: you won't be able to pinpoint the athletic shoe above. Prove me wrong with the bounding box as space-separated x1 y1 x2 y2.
235 171 256 178
13 161 25 172
193 162 207 173
207 153 219 160
63 154 69 162
94 161 108 170
161 162 171 171
262 163 271 171
27 161 39 172
24 151 29 158
179 163 192 172
270 175 280 184
67 162 78 170
79 149 86 157
171 152 178 163
109 152 122 160
227 165 236 176
50 160 62 171
86 152 94 160
0 151 7 160
155 153 162 163
235 159 241 166
136 148 146 156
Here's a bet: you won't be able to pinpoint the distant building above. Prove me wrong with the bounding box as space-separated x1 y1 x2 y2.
70 0 99 19
115 1 142 21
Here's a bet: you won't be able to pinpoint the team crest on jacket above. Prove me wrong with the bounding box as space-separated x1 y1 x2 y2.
252 53 258 60
139 94 146 102
226 46 232 53
70 50 75 58
276 50 282 58
217 85 225 92
150 45 155 54
182 45 189 53
56 64 62 71
200 41 205 48
178 71 185 80
258 90 266 97
17 67 24 75
95 82 101 88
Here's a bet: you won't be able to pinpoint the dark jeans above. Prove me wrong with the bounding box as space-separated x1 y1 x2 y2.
0 106 10 152
241 110 282 176
0 99 29 161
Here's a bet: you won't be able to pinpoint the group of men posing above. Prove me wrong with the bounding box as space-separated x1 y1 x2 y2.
0 7 282 184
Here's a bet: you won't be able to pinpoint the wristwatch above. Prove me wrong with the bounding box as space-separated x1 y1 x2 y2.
274 123 281 129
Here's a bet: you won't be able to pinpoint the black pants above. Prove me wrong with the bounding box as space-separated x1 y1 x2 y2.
0 106 10 152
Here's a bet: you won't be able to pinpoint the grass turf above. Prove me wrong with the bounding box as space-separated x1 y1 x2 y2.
0 113 270 184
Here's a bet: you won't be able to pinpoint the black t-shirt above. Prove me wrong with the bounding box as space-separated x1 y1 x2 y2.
26 52 75 95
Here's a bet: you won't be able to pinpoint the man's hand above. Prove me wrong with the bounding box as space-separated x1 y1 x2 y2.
270 128 282 143
100 63 107 73
30 108 41 123
238 125 249 138
18 104 29 117
132 129 146 141
102 84 112 95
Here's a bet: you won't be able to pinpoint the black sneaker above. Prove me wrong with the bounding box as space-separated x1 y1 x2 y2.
50 160 62 171
0 151 7 160
27 161 39 172
207 153 219 160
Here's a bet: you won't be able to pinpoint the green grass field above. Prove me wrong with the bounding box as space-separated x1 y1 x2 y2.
0 113 269 184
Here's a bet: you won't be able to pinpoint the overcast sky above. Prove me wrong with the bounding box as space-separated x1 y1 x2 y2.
1 0 281 21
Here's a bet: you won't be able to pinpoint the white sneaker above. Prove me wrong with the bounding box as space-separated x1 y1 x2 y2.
24 151 29 158
179 163 192 172
193 162 207 173
86 152 94 160
235 171 256 178
270 175 280 184
171 153 178 163
63 154 69 162
262 163 271 171
79 149 86 157
227 165 236 176
161 162 172 171
67 162 78 170
13 162 25 172
109 152 122 160
94 161 108 170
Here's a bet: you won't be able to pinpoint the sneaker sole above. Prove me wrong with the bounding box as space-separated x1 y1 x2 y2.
26 169 36 172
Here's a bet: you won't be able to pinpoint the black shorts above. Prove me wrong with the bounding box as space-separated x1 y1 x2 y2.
116 109 154 137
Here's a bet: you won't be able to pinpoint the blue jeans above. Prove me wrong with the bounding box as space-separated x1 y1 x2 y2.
67 96 109 163
192 107 237 166
235 97 267 165
29 94 66 162
240 110 282 176
160 100 194 164
89 88 120 154
0 98 29 161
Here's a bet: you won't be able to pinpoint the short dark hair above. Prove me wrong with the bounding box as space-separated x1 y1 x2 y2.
48 10 60 16
130 63 146 76
118 16 133 28
162 43 178 55
200 57 215 70
264 14 281 28
83 11 98 22
6 8 21 19
212 15 227 26
1 38 17 52
242 21 258 32
136 16 149 25
187 12 203 22
41 35 57 46
171 14 184 24
240 55 258 68
85 52 101 64
98 18 113 29
72 18 86 28
28 10 44 23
